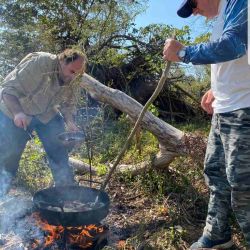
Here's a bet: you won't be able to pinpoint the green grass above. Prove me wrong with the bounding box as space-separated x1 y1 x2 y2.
18 138 52 193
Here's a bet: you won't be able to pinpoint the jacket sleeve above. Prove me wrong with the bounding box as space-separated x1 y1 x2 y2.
59 86 77 118
183 0 247 65
1 54 45 98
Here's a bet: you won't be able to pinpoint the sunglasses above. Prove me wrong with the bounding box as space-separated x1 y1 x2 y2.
188 0 197 9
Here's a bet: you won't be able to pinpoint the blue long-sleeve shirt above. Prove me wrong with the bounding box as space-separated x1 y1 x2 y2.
183 0 247 65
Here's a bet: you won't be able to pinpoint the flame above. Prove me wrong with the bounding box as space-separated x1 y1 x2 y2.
30 213 105 249
31 212 64 247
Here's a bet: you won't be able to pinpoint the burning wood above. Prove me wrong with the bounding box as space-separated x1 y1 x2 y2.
31 213 108 249
0 189 109 249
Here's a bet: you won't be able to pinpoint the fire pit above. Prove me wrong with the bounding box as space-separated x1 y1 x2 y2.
0 187 110 249
33 186 110 227
31 212 109 250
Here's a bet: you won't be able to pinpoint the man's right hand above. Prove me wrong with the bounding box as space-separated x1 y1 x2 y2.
2 93 32 129
163 39 184 62
201 89 215 114
13 112 32 130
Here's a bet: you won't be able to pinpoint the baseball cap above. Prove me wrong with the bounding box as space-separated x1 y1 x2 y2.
177 0 194 18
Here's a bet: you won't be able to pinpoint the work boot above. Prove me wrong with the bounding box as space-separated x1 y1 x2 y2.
190 235 233 249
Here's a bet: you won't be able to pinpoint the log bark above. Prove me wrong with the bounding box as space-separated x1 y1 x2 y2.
69 157 97 175
79 73 206 170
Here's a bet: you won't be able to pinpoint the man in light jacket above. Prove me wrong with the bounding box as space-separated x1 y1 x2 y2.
0 49 87 195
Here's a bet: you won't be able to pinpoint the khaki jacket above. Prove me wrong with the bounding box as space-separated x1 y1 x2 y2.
0 52 77 124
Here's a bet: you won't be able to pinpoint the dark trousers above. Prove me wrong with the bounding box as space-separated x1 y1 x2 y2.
0 111 75 195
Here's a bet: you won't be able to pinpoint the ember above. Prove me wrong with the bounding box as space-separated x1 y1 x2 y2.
31 213 108 249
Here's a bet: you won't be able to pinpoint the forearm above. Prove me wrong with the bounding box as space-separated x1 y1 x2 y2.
184 0 247 65
63 113 74 124
3 93 32 129
61 104 76 123
184 34 246 65
63 113 79 131
2 93 24 116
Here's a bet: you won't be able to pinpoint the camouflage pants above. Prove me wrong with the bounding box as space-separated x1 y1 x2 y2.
203 107 250 245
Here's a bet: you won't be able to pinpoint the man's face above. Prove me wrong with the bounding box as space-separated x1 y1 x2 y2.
192 0 220 19
59 58 84 84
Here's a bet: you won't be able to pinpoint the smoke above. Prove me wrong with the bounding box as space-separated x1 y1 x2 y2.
0 169 12 198
0 190 44 248
0 170 44 246
0 196 30 232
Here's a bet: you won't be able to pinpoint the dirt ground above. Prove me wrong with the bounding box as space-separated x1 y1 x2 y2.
83 174 248 250
0 173 248 250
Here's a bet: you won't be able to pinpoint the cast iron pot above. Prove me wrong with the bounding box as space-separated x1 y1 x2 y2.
33 186 110 226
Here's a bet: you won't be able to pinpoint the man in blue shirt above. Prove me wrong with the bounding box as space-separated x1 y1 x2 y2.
163 0 249 249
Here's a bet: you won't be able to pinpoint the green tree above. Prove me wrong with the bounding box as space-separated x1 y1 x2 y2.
0 0 212 121
0 0 147 76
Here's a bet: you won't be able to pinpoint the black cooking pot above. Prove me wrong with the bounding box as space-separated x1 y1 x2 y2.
33 186 110 226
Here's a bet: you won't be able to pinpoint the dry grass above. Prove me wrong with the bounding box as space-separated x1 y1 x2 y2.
95 155 248 250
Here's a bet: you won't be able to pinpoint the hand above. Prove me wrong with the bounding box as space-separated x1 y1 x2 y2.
201 89 215 114
163 39 184 62
13 112 32 130
66 120 80 132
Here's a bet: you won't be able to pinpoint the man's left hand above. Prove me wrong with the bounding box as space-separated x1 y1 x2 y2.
163 39 184 62
201 89 214 114
65 120 80 131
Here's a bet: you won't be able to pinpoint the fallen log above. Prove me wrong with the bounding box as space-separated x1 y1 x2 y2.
80 73 207 170
69 157 97 175
27 144 98 175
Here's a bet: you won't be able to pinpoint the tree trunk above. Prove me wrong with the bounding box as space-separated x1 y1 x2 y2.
69 157 97 174
79 73 207 170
